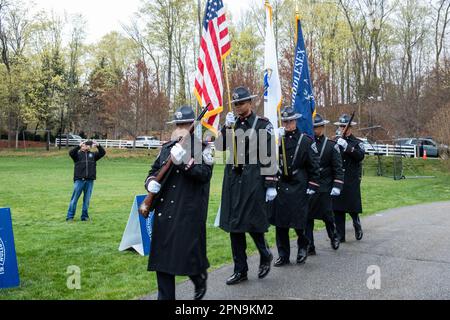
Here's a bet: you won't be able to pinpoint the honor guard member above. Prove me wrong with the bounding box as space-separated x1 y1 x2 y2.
270 107 320 267
144 106 213 300
306 114 344 255
332 114 365 242
215 87 278 285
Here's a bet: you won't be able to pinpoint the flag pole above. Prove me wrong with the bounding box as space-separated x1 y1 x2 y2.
266 0 289 176
224 56 238 168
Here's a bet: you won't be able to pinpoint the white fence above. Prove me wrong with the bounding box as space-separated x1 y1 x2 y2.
55 138 418 158
364 143 417 158
55 139 164 149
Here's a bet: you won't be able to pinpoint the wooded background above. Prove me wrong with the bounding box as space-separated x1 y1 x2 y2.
1 0 450 147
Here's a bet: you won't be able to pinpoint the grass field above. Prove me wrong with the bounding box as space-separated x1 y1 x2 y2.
0 149 449 300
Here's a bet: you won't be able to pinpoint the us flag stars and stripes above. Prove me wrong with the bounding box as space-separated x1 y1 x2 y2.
194 0 231 135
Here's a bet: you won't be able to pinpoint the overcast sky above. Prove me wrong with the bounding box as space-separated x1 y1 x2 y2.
30 0 253 43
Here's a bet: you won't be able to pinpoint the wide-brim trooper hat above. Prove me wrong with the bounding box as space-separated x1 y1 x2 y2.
231 86 258 104
167 105 196 124
334 113 357 126
313 114 330 127
280 107 301 121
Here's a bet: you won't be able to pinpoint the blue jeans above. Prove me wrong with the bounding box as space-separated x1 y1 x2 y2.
66 180 94 220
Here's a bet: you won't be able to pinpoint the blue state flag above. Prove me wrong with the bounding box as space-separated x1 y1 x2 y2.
291 16 315 137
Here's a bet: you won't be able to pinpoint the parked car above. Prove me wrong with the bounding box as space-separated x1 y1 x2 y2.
127 136 161 149
394 138 443 158
55 134 83 147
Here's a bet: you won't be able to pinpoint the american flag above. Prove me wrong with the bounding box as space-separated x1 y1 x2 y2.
194 0 231 135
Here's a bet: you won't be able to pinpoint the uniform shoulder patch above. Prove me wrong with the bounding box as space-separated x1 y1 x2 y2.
311 142 319 154
264 122 274 135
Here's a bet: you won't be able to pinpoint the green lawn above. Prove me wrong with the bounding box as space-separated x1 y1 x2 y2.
0 150 449 300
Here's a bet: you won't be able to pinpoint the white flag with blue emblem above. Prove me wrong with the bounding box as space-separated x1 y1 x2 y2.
264 1 281 134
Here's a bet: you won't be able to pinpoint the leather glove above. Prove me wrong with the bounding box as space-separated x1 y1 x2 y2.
337 138 348 151
330 187 341 196
225 112 236 128
265 188 278 202
277 127 286 139
306 189 316 196
147 180 161 194
170 143 187 164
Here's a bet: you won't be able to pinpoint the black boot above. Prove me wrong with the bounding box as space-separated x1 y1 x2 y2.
258 253 273 279
331 235 340 250
354 222 363 241
194 273 207 300
297 248 308 264
226 272 248 286
274 257 290 267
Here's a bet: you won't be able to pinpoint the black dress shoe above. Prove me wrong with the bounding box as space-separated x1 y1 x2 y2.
274 257 290 267
307 246 317 256
331 236 340 250
354 223 364 241
258 253 273 279
297 248 308 264
194 273 207 300
226 272 248 285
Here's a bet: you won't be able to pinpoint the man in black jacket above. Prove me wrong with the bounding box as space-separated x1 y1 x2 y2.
270 107 320 267
215 87 278 285
66 140 106 222
332 114 366 242
145 106 213 300
306 114 344 255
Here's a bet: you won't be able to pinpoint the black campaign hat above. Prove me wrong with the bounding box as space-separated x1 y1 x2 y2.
334 113 357 126
313 114 330 127
167 105 196 124
231 86 257 104
280 107 301 121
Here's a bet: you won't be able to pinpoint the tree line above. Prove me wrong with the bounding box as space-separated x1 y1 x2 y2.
1 0 450 148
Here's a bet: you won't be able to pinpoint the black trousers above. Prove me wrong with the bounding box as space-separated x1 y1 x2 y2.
306 215 337 249
156 271 206 300
334 211 361 241
230 232 272 274
275 227 309 261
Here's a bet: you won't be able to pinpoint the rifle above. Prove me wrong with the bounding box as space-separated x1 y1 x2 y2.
337 111 356 139
138 103 211 218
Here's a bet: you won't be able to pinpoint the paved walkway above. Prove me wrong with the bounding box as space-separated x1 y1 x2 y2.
144 201 450 300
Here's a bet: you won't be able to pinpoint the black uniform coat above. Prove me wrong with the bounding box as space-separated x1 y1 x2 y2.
215 111 278 233
270 130 320 230
332 134 365 214
145 135 213 276
309 135 344 220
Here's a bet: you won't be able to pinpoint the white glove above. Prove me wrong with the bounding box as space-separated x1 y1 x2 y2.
265 188 277 202
330 187 341 196
337 138 348 151
170 143 187 164
277 127 286 139
306 189 316 196
147 180 161 194
225 112 236 128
